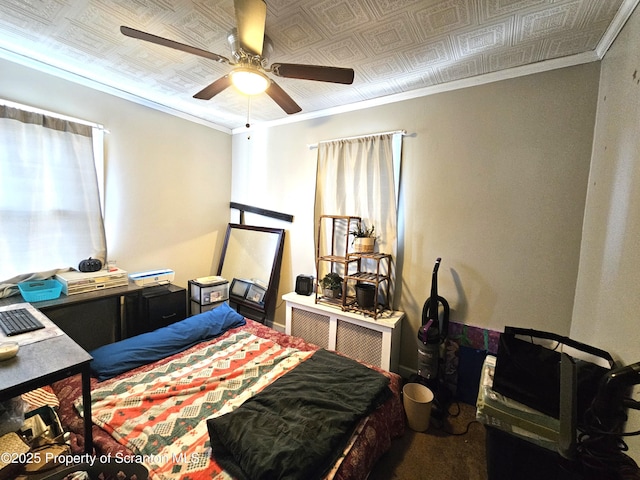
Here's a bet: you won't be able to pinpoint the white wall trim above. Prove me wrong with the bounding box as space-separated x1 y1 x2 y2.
596 0 640 59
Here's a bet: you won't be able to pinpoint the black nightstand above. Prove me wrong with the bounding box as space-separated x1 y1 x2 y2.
125 284 186 337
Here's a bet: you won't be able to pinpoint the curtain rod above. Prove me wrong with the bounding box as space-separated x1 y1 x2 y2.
0 98 107 131
307 129 407 150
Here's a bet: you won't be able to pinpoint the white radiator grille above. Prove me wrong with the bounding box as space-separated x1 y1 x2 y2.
336 320 382 368
291 307 330 349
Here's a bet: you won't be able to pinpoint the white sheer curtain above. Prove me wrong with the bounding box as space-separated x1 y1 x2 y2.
0 104 106 293
314 132 402 304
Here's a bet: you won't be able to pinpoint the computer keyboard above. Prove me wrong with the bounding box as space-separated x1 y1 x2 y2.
0 308 45 336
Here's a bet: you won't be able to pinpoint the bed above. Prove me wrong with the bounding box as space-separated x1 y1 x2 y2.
49 304 405 480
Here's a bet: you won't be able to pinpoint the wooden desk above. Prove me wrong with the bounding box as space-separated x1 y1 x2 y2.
31 283 144 351
0 334 93 454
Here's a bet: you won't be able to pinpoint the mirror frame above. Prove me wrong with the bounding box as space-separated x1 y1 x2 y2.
216 223 285 323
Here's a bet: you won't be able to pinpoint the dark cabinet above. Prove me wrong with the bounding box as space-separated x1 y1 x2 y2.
41 297 122 351
24 283 144 352
126 284 186 337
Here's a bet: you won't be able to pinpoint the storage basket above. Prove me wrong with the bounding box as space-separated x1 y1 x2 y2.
18 279 62 302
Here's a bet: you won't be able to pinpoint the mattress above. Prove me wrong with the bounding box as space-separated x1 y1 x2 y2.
50 318 405 480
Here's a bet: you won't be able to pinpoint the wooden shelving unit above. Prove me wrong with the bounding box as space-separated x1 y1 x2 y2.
344 252 391 318
315 214 360 308
315 215 392 319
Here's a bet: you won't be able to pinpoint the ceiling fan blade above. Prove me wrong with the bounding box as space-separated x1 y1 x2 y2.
266 81 302 115
234 0 267 55
193 75 232 100
271 63 355 85
121 26 230 64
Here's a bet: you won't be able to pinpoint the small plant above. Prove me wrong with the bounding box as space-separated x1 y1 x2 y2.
348 221 375 241
320 272 343 290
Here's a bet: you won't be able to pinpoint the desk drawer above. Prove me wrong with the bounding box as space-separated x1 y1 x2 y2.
146 287 186 329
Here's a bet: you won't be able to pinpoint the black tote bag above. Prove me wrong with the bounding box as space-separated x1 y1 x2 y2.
492 327 615 420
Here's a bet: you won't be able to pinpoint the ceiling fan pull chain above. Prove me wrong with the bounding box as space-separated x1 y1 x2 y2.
246 95 252 129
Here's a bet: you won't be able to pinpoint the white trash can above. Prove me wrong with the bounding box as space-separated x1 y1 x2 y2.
402 383 434 432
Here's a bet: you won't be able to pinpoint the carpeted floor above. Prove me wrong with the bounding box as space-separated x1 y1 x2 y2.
370 401 488 480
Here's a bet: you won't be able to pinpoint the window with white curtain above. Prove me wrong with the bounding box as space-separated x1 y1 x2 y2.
314 131 403 306
0 103 106 294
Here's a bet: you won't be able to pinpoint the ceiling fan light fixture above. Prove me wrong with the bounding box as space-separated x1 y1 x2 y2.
230 68 270 95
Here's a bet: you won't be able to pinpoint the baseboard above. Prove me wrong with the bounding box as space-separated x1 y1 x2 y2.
271 321 285 333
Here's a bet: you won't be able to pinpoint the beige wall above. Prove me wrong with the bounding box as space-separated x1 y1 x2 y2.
1 58 233 288
2 52 605 372
233 63 601 374
571 4 640 460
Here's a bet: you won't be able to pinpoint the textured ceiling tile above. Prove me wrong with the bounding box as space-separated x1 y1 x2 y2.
365 0 424 18
55 22 117 57
403 37 454 69
72 3 121 38
157 71 201 91
317 36 368 66
577 0 624 31
166 10 230 50
307 0 373 36
414 0 474 40
354 79 401 99
358 54 411 84
285 81 338 108
267 11 325 53
0 0 630 129
105 0 177 25
488 42 538 70
172 60 226 88
541 30 601 58
435 56 483 83
359 12 418 55
518 3 581 43
193 0 234 17
119 45 184 74
482 0 547 20
455 20 510 57
592 0 625 19
1 0 69 24
393 70 438 91
262 0 298 16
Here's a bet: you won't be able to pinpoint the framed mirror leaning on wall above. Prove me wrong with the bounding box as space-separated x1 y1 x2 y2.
217 223 285 324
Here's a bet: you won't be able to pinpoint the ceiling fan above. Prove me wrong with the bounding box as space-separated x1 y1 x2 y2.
120 0 355 115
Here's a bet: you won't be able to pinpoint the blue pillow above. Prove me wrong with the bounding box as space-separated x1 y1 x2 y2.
89 302 245 381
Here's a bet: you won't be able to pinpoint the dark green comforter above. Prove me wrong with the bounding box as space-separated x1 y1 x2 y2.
207 348 392 480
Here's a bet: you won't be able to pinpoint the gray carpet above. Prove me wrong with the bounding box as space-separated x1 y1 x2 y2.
370 402 488 480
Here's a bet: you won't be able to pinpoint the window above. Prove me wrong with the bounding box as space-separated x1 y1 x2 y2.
0 103 106 289
314 131 404 305
314 131 403 258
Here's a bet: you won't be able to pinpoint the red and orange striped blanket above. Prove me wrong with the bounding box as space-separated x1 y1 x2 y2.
52 320 405 480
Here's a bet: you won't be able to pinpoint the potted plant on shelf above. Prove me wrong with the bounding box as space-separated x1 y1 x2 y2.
355 282 377 309
320 272 343 299
349 221 376 253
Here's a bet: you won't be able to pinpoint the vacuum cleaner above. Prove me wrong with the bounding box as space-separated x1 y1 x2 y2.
577 362 640 479
415 257 451 427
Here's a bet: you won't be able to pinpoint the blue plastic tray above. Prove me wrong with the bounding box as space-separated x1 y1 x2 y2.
18 279 62 302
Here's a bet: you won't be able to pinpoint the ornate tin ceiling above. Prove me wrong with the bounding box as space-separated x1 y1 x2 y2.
0 0 636 131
